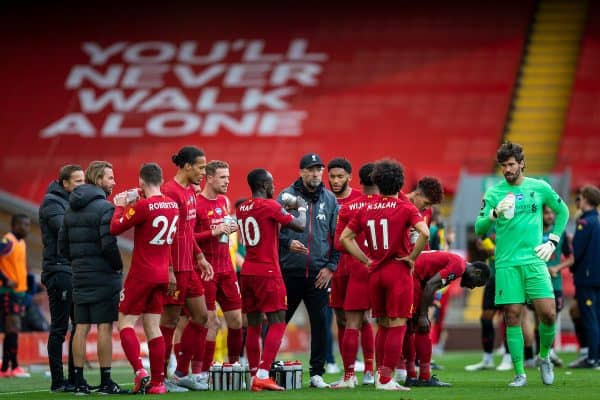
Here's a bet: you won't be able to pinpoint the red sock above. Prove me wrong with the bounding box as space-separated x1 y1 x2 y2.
337 324 346 356
375 325 388 370
415 332 432 381
173 342 182 362
403 331 417 378
246 325 261 375
191 339 202 374
341 328 359 375
361 322 374 372
196 340 215 374
382 325 406 376
227 328 242 363
160 326 175 376
119 327 143 372
148 336 166 385
176 321 207 376
258 322 286 371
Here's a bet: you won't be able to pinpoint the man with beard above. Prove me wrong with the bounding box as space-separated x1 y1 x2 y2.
475 142 569 387
59 161 124 394
278 153 340 388
192 160 243 385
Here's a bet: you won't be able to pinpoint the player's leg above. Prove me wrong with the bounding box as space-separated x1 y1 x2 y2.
46 272 72 390
218 271 243 363
521 308 536 368
192 277 217 377
576 287 599 367
174 294 208 381
333 310 362 387
95 297 120 393
466 277 497 371
142 313 166 393
246 312 263 376
569 297 589 365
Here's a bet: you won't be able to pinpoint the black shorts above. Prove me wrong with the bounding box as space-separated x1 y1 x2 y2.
74 297 118 324
482 276 501 311
1 291 25 316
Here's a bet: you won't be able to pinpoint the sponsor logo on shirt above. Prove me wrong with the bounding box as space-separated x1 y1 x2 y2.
125 208 135 220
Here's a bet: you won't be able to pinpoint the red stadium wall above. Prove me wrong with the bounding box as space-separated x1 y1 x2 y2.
0 1 532 203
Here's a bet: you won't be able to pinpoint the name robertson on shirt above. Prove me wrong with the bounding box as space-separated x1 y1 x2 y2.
148 201 178 211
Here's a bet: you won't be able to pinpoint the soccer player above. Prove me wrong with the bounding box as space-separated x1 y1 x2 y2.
406 251 490 387
237 168 307 391
161 146 214 391
109 163 179 394
0 214 31 379
341 159 429 391
327 157 362 375
475 142 569 387
331 162 378 388
193 161 243 385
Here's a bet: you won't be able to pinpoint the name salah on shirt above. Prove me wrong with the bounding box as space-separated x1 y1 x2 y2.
148 201 178 211
367 201 397 210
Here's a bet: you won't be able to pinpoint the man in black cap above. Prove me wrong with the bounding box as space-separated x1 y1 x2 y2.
277 153 340 388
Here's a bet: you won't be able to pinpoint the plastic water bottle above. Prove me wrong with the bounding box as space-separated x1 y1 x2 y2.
232 362 242 391
292 360 302 389
504 192 516 219
210 363 222 391
283 362 294 390
222 363 233 391
219 216 233 243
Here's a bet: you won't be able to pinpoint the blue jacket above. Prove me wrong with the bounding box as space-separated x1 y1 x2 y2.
573 209 600 287
278 178 340 277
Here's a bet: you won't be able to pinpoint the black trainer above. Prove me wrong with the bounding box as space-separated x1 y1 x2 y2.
418 375 451 387
95 380 131 395
73 383 91 396
50 381 76 393
404 377 420 387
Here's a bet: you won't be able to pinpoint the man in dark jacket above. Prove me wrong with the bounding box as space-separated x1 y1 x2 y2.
278 153 340 388
573 184 600 368
39 164 84 392
58 161 124 394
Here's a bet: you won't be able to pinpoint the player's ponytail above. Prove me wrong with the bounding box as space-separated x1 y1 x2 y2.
172 146 205 168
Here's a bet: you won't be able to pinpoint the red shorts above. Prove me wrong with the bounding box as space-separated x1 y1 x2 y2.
240 275 287 314
203 270 242 312
369 260 413 318
412 278 425 317
344 264 370 311
329 274 349 309
119 277 166 315
164 270 204 306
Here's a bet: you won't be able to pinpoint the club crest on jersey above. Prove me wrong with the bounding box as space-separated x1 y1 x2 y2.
215 207 223 215
125 208 135 220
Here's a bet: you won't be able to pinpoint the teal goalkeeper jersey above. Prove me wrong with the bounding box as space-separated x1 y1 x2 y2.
475 177 569 270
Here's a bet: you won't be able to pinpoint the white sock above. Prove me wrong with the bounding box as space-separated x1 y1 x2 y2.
256 369 269 379
483 352 493 363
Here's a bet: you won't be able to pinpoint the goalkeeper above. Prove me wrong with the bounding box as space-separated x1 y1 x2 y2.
475 142 569 388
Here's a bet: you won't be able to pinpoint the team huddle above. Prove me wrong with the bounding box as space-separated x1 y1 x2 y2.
41 140 572 394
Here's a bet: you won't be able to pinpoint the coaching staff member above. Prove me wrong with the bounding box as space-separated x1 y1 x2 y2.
278 153 340 388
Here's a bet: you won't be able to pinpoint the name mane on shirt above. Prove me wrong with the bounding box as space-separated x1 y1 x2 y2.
148 201 178 211
239 203 255 212
367 201 397 210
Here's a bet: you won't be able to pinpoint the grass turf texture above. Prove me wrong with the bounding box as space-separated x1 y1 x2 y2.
1 351 597 399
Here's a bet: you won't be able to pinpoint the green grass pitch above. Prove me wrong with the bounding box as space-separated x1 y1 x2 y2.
1 351 597 399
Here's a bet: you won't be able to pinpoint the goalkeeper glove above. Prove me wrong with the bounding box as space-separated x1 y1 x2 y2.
490 195 515 220
534 233 560 262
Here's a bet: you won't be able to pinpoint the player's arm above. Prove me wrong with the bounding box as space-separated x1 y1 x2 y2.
333 208 348 252
417 272 444 332
542 182 570 237
340 226 371 266
109 203 145 235
100 206 124 271
475 192 496 236
572 219 592 267
284 197 307 232
401 221 430 270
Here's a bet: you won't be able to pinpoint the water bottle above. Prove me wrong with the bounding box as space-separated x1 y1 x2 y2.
292 361 302 389
232 362 242 390
210 363 222 391
283 362 294 390
219 215 233 243
504 192 516 219
243 364 251 391
222 363 233 391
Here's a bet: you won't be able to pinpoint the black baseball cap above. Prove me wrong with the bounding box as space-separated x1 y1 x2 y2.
299 153 325 169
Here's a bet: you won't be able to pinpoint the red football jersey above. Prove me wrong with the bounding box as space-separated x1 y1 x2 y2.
337 188 362 206
162 179 202 272
333 188 363 276
237 198 293 277
347 195 423 270
334 194 378 275
413 251 465 288
110 195 179 284
195 194 234 274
